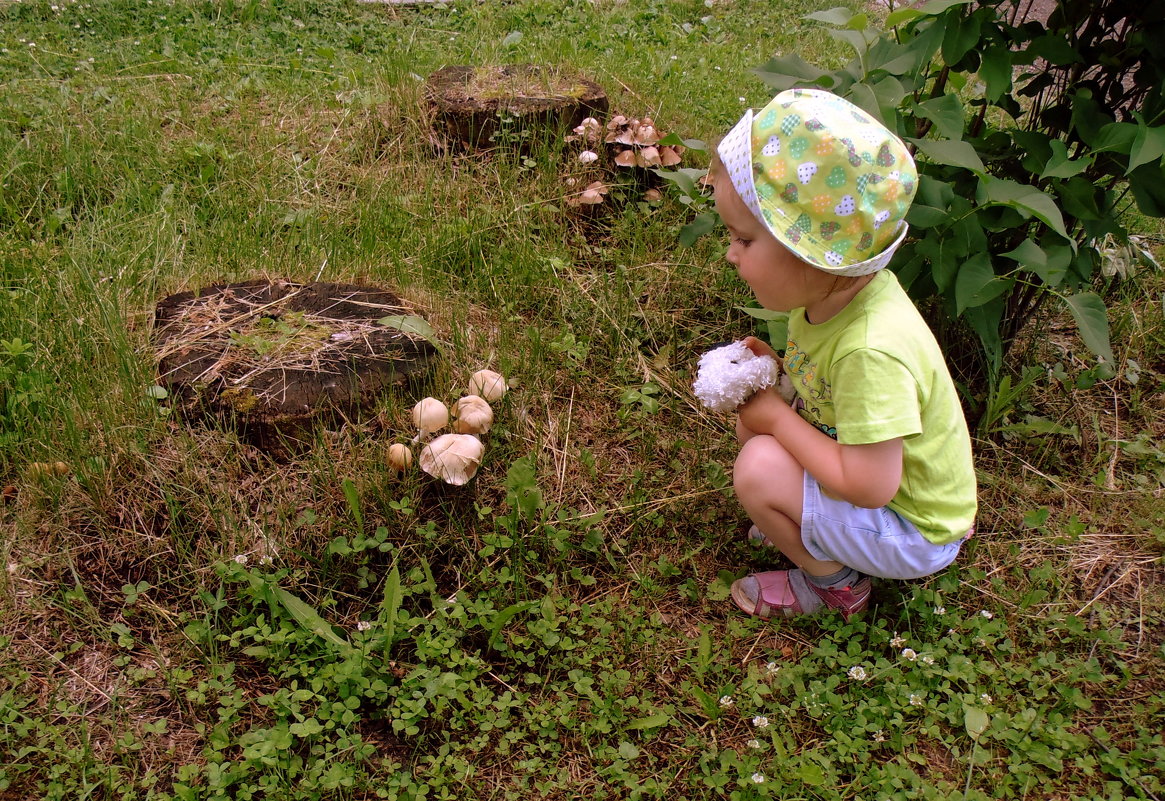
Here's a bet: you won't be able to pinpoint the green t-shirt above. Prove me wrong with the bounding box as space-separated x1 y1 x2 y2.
784 270 977 545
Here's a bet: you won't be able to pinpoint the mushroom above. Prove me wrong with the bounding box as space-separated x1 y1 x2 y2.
387 443 413 471
452 395 494 434
659 146 683 167
634 124 659 145
411 397 448 443
419 434 485 486
606 114 628 130
578 150 599 164
614 149 637 167
468 369 508 401
644 188 663 202
637 146 662 167
576 180 609 205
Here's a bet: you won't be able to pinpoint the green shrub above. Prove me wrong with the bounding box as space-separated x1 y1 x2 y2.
748 0 1164 399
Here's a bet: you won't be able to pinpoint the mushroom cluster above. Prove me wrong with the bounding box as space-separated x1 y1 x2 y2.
387 369 508 486
564 114 686 210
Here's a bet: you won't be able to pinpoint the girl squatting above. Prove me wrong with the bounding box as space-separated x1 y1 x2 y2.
711 89 977 619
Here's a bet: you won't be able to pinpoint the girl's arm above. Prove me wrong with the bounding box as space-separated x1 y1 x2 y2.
738 387 903 509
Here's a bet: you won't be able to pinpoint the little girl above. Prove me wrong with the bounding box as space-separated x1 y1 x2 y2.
712 89 977 619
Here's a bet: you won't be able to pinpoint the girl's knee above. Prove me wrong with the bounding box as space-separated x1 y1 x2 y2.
733 436 801 495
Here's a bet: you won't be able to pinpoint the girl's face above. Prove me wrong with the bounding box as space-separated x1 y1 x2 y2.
713 177 815 313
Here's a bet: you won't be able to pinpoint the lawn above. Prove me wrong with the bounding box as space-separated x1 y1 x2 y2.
0 0 1162 799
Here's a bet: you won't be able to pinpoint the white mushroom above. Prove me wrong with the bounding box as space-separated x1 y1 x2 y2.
578 150 599 164
468 369 508 401
387 443 413 471
411 397 448 442
452 395 494 434
419 434 485 486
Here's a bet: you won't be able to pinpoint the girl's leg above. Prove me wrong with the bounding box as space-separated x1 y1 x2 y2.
733 434 843 576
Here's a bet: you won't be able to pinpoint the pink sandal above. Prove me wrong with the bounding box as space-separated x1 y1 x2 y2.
731 569 871 620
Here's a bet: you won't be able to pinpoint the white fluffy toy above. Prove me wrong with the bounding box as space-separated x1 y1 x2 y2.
693 340 781 413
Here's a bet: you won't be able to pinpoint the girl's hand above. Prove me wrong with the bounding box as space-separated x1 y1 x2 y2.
737 385 792 437
741 336 780 366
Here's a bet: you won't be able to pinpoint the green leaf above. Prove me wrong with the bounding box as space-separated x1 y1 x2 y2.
1127 122 1165 174
486 601 534 649
941 10 981 65
380 566 401 657
963 705 990 741
275 588 350 649
1092 122 1138 155
626 713 671 731
1000 239 1061 286
1041 140 1091 180
656 132 706 151
906 204 949 229
964 298 1004 385
910 138 985 173
796 760 826 786
501 30 523 47
655 166 706 196
753 54 832 91
377 314 438 346
978 46 1012 103
145 385 169 400
1063 292 1114 365
915 94 965 141
1129 162 1165 217
982 178 1068 238
886 0 970 25
341 478 363 531
679 211 718 247
955 252 1011 314
804 7 865 27
1054 176 1102 221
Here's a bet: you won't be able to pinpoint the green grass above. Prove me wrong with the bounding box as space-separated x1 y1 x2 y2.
1 1 1163 799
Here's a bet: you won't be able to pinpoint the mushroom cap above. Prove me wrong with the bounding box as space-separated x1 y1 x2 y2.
637 146 662 167
411 397 449 434
614 149 637 167
452 394 494 434
387 443 413 471
468 369 508 401
419 434 485 486
659 146 682 167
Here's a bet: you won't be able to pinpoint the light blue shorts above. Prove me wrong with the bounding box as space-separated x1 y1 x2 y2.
801 472 964 580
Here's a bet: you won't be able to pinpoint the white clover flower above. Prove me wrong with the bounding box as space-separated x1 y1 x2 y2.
765 661 780 675
933 606 946 615
738 96 747 103
578 150 599 164
889 634 906 649
873 729 886 742
848 665 867 681
752 715 769 728
746 738 761 749
751 772 766 784
947 628 957 636
356 620 372 631
973 636 987 647
258 555 273 565
980 610 993 619
980 693 992 704
920 655 935 666
909 693 923 706
901 648 918 661
718 695 734 708
233 554 248 565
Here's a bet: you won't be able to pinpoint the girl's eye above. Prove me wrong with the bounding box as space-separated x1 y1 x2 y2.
733 237 751 247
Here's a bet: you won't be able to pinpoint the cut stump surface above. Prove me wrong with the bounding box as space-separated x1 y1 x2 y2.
425 64 608 150
153 280 437 448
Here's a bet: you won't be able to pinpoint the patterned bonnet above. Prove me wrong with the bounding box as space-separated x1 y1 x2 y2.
716 88 917 277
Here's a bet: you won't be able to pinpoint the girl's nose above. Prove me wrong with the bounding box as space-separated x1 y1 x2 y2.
726 242 740 265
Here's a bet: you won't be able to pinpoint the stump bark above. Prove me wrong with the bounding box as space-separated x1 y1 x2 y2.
425 64 608 151
153 280 438 451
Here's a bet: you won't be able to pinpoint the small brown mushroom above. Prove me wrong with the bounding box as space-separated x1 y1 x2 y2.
614 150 638 167
659 146 683 167
387 443 413 471
637 146 662 167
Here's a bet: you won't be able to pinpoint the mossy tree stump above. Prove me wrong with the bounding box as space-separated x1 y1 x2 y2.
425 64 608 151
153 280 438 451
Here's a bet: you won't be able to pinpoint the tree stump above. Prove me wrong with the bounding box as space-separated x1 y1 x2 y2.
153 280 438 451
425 64 608 151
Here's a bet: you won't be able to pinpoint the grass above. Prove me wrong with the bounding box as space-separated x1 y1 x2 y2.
1 0 1163 799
